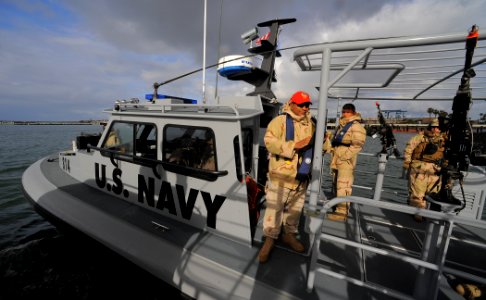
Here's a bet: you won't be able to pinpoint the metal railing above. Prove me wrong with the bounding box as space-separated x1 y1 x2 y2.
305 196 486 300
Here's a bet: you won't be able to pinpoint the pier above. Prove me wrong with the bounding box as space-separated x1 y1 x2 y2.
0 120 106 125
364 123 486 134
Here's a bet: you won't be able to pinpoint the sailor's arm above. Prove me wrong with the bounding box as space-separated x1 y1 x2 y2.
341 124 366 160
402 134 422 168
264 116 295 159
322 131 333 153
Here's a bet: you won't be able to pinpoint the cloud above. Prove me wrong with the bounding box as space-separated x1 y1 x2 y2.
275 0 486 118
0 0 484 120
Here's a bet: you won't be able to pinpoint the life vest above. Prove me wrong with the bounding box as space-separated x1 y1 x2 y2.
411 134 445 163
332 121 356 147
286 114 314 181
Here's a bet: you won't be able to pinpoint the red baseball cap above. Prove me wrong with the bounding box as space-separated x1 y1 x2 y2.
290 91 312 105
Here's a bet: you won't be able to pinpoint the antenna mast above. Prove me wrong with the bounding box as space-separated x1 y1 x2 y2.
202 0 208 104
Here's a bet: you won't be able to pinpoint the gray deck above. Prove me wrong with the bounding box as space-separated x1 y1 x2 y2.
24 156 485 299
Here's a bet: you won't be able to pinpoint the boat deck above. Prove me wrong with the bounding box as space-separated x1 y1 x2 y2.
24 156 486 299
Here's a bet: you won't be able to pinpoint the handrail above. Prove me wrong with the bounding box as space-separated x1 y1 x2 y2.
323 197 486 228
306 196 486 299
110 105 263 121
87 145 228 181
159 103 240 116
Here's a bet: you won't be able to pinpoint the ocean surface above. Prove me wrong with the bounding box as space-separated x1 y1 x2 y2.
0 125 183 299
0 125 484 299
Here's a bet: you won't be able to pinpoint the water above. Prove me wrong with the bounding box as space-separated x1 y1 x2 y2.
0 125 183 299
0 125 483 299
320 131 415 204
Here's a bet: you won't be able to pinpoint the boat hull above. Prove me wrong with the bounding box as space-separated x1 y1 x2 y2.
22 155 486 299
22 156 310 300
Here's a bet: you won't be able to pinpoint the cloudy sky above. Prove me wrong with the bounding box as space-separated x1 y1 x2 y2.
0 0 485 121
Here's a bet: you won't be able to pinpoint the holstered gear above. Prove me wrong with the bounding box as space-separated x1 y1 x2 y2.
411 134 445 164
282 232 305 253
258 237 275 263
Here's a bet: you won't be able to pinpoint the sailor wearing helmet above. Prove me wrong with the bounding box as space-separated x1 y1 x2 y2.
403 118 447 221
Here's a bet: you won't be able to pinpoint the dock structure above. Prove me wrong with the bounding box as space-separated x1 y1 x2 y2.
325 122 486 134
381 109 407 119
0 120 106 125
364 123 486 134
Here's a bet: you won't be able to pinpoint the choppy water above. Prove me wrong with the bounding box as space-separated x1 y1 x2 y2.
0 125 182 299
0 125 483 299
0 125 88 250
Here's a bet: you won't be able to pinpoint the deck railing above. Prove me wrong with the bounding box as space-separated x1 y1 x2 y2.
305 196 486 300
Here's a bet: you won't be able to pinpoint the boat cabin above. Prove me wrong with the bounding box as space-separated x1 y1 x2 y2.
63 95 277 245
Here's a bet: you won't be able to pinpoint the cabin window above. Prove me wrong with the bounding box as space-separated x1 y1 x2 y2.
102 122 134 155
163 125 217 171
101 121 157 161
135 123 157 159
233 129 253 181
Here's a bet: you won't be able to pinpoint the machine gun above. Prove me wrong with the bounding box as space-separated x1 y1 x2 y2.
371 102 401 158
429 25 479 212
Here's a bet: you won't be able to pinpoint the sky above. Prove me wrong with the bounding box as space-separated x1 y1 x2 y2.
0 0 485 121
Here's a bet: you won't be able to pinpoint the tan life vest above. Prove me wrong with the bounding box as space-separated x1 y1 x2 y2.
411 135 445 163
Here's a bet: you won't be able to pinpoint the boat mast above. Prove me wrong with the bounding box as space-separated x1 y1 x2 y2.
214 0 224 103
202 0 208 104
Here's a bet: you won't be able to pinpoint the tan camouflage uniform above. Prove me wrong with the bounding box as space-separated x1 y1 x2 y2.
262 106 315 239
403 130 446 209
330 113 366 214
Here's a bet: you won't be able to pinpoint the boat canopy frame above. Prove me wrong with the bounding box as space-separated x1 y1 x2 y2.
294 30 486 299
293 30 486 213
294 31 486 102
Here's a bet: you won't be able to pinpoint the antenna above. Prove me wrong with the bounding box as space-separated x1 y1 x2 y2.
202 0 208 104
218 18 296 102
214 0 224 103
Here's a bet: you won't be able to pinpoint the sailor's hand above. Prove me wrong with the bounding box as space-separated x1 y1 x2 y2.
294 136 312 150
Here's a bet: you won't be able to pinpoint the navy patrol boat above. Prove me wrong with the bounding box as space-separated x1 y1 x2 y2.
23 18 486 299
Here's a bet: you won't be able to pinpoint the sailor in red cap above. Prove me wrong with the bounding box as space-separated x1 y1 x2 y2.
258 91 315 263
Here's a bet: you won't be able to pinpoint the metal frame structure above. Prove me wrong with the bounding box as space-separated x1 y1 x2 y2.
296 31 486 299
294 32 486 101
294 30 486 214
306 196 486 299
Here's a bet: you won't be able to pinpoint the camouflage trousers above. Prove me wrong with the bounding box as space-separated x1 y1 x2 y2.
408 170 441 209
331 166 355 213
332 167 355 197
262 179 307 239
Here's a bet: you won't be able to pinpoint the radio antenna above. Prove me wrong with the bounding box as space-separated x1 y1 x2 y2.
202 0 208 104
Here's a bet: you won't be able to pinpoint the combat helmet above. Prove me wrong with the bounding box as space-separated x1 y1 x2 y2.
429 118 439 127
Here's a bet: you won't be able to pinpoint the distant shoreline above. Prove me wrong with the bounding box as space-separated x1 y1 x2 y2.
0 121 106 125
